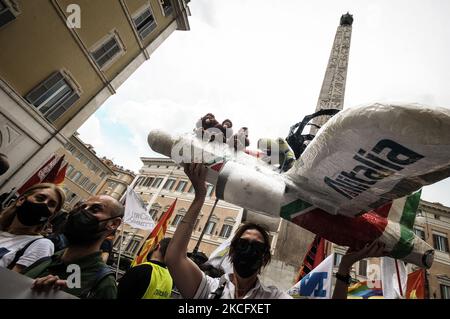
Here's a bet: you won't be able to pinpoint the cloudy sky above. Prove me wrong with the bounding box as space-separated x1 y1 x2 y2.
78 0 450 205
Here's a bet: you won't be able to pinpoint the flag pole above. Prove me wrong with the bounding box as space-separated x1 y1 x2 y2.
394 259 404 297
193 198 219 255
115 222 126 280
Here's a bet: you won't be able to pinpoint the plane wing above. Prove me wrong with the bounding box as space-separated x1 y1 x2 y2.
283 103 450 217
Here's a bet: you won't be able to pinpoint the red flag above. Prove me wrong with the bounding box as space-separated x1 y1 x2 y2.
295 235 326 283
132 199 177 266
53 163 68 185
17 155 58 194
42 155 65 184
406 269 425 299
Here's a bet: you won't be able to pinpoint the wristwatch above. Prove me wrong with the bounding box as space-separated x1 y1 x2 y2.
335 272 352 285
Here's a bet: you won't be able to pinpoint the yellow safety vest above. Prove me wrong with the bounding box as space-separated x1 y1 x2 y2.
141 261 173 299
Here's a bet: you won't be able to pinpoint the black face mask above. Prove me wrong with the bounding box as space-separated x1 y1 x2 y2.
16 200 51 226
231 238 267 278
63 208 116 245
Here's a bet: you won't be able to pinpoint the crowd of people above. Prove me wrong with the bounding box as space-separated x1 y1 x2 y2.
0 113 386 299
0 158 384 299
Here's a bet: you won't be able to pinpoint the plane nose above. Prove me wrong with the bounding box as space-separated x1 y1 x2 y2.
148 129 174 157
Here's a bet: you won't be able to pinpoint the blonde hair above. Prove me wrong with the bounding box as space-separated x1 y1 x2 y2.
0 183 66 234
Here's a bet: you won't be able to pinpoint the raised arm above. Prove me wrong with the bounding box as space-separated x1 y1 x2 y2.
165 163 208 298
332 241 385 299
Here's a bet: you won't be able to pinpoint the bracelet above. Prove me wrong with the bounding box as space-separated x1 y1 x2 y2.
335 272 352 285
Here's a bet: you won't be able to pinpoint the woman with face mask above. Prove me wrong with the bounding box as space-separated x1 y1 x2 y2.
0 183 65 273
165 163 292 299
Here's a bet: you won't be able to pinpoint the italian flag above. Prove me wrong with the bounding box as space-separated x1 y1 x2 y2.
279 190 432 267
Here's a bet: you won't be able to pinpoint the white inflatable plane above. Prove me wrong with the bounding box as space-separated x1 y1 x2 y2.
148 103 450 269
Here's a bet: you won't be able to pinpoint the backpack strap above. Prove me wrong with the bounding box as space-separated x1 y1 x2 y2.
80 266 115 299
286 108 341 159
7 238 44 270
210 274 227 299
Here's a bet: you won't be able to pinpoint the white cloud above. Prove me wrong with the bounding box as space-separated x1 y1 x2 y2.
79 0 450 205
77 114 105 148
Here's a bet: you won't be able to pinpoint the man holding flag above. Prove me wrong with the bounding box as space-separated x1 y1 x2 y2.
115 189 177 299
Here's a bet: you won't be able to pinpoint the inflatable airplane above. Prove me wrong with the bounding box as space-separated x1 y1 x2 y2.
148 103 450 269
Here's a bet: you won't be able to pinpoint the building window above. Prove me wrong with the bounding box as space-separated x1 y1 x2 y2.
414 228 426 240
134 176 144 188
175 181 187 192
159 0 173 16
126 237 142 255
434 214 441 220
334 253 343 267
152 177 163 188
219 224 233 238
163 178 176 190
188 185 195 194
206 184 214 197
144 177 155 187
172 214 183 227
90 32 124 69
133 6 156 40
150 209 159 220
113 235 123 249
25 71 80 123
0 0 18 28
433 234 449 252
71 171 82 183
66 144 76 154
66 165 74 177
79 177 90 188
99 171 106 178
87 182 97 193
358 260 367 277
441 284 450 299
205 221 216 235
107 181 117 189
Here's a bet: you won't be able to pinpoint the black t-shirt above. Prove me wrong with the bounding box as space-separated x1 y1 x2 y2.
117 260 167 299
100 239 113 255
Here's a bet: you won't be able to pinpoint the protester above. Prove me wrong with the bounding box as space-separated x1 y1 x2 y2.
229 127 250 151
0 183 65 272
23 195 123 299
165 163 291 299
257 138 295 172
100 232 115 264
332 241 386 299
195 113 219 141
117 237 173 299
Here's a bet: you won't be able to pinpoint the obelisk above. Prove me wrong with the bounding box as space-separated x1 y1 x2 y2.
310 12 353 134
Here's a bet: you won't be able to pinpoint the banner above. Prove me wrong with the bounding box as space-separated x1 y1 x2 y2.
204 237 233 274
287 254 334 299
381 257 407 299
123 186 155 230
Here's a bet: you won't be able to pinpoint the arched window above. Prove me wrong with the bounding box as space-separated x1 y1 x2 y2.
205 215 219 235
219 217 236 238
71 171 82 183
66 165 74 177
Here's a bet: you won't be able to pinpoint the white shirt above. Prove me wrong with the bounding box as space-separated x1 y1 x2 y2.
0 231 54 268
194 272 293 299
